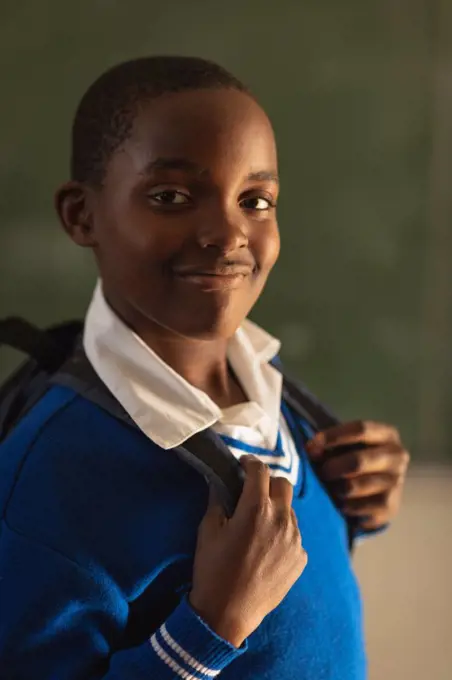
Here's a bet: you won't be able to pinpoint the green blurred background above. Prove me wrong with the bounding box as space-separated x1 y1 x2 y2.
1 0 451 460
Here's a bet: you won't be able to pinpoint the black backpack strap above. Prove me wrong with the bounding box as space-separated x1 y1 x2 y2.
0 318 83 371
178 431 246 519
273 357 357 550
0 318 85 441
0 318 84 442
52 345 245 519
0 319 356 549
54 346 355 547
0 318 57 366
271 355 339 431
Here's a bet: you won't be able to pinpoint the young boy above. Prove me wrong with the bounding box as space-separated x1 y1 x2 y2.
0 56 409 679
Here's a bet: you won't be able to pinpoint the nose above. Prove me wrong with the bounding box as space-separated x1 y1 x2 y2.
196 208 248 254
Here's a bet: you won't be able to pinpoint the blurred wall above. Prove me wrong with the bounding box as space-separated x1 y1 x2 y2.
1 0 452 460
355 467 452 680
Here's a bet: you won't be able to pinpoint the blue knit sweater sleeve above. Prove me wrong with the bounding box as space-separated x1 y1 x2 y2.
0 520 246 678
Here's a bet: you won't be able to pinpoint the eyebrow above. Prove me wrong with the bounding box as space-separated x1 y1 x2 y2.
141 157 279 183
246 170 279 184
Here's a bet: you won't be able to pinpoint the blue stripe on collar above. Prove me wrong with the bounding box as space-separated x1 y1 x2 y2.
217 431 284 457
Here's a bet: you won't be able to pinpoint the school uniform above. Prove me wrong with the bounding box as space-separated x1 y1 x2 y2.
0 282 367 679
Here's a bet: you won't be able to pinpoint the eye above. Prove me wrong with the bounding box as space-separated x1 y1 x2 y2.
240 196 276 211
147 189 191 206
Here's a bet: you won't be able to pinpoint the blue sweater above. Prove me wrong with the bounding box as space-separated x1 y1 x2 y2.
0 385 366 679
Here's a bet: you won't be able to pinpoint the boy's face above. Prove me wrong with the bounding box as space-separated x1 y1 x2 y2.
63 88 280 341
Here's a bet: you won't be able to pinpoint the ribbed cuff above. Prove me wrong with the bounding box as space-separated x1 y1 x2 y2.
149 595 247 678
108 596 247 679
354 523 389 541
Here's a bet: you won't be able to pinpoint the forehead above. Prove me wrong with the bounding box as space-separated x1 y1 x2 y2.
115 88 277 178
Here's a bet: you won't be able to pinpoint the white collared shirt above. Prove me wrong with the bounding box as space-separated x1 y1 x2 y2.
83 282 300 485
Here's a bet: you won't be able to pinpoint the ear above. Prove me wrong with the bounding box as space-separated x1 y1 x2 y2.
54 181 98 247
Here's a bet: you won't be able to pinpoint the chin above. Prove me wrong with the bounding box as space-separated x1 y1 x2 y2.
142 291 258 342
171 316 242 342
159 301 247 341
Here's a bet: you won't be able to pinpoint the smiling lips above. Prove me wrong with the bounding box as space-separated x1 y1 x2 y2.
173 263 254 291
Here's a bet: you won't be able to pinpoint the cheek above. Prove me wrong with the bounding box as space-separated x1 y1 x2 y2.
255 222 280 273
95 200 184 271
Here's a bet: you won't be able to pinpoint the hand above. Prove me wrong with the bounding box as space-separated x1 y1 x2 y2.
306 421 410 531
189 456 307 648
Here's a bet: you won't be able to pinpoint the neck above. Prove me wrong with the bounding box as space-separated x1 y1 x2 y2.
105 296 247 408
143 332 248 408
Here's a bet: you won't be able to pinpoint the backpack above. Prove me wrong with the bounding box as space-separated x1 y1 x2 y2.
0 316 354 546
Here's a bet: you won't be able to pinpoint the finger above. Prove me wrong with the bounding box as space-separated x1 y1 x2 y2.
234 455 270 518
340 492 389 517
330 473 398 500
269 475 294 510
320 444 409 481
359 514 390 531
348 482 404 523
306 421 401 458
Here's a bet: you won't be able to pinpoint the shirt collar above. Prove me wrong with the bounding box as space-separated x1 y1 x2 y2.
83 281 282 449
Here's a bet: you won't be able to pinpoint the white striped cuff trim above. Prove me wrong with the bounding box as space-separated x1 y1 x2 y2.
160 624 221 677
150 629 221 680
150 634 202 680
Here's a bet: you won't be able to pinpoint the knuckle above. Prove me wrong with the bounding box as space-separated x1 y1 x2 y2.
349 451 365 475
290 527 306 557
381 490 392 508
390 425 401 443
401 450 411 469
273 509 292 533
291 512 302 538
393 450 410 476
299 547 308 570
248 498 271 525
290 508 301 541
291 525 303 552
290 515 301 537
355 420 367 436
342 478 355 495
249 458 270 476
373 510 389 527
389 484 402 504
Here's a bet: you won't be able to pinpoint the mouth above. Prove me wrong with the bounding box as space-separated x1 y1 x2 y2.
173 266 253 291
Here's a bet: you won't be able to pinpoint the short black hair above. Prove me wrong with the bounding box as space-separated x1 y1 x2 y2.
71 56 249 185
